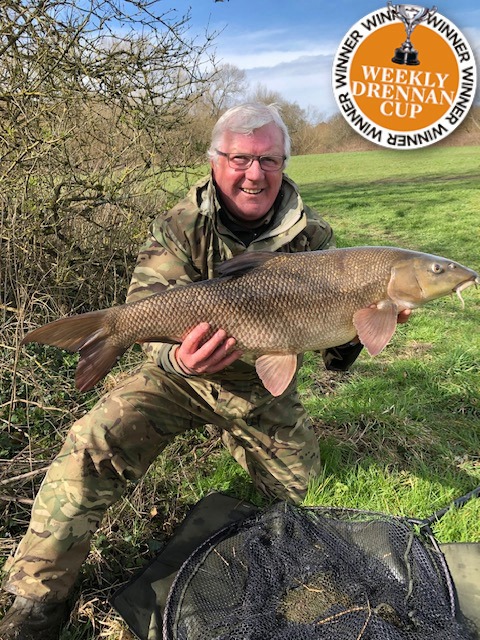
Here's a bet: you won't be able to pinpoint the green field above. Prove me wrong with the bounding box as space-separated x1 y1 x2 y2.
1 146 479 637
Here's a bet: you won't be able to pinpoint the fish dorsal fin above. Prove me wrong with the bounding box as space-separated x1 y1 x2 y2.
217 252 278 278
353 300 399 357
255 353 298 397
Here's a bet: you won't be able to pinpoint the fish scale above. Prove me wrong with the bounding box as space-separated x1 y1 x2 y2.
21 246 478 396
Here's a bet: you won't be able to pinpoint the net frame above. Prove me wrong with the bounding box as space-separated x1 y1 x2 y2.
162 503 476 640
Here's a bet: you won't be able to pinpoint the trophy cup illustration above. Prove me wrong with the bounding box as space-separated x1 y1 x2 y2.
387 3 437 65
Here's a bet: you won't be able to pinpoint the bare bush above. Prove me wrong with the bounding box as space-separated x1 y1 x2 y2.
0 0 219 502
0 0 217 319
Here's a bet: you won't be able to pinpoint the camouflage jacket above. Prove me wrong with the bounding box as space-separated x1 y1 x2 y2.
126 173 349 380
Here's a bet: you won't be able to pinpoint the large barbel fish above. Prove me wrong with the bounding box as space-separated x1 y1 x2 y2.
22 247 478 397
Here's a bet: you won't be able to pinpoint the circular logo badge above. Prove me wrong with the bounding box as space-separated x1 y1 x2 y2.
332 5 477 149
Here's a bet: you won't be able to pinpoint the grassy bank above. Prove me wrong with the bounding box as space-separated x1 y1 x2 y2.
1 146 479 638
288 146 480 539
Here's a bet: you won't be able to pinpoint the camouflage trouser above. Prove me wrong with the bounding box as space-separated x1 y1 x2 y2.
2 362 321 603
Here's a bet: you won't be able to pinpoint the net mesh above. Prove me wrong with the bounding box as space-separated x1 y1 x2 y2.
163 503 477 640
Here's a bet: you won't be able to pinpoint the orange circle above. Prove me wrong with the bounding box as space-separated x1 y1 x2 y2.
350 23 459 132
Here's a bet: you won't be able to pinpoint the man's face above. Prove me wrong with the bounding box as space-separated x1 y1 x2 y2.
211 123 285 223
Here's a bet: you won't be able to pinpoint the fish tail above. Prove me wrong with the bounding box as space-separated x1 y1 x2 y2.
21 310 126 391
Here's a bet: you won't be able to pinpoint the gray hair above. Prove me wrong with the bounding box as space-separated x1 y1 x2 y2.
207 102 291 163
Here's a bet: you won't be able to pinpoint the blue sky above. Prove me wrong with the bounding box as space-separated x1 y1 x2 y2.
170 0 480 118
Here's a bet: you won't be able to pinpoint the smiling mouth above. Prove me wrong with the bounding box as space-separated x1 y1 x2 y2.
241 188 263 195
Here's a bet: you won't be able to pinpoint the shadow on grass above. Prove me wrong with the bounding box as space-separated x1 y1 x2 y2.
300 358 479 529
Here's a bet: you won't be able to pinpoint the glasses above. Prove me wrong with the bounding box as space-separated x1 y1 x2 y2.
216 149 286 172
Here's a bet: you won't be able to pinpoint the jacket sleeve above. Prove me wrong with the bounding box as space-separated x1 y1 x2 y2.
125 206 201 371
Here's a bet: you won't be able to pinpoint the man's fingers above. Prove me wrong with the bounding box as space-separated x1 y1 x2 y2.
181 322 211 354
397 309 412 324
206 349 243 374
177 323 241 374
193 333 239 371
194 328 230 361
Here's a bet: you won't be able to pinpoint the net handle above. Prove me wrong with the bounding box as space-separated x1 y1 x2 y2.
412 484 480 531
408 488 480 621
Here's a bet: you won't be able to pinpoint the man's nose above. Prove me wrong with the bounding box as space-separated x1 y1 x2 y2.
244 158 265 179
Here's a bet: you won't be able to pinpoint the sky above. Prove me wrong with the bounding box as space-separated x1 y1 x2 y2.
169 0 480 119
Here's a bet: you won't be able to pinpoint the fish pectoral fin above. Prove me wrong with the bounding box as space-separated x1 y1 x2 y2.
255 353 298 397
353 301 398 357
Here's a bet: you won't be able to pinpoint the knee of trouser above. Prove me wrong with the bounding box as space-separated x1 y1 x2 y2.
52 400 161 484
233 444 320 506
249 469 309 505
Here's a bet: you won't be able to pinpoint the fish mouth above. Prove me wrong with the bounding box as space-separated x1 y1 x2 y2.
454 276 478 308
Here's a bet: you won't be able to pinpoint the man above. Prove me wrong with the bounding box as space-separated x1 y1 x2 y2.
0 103 397 638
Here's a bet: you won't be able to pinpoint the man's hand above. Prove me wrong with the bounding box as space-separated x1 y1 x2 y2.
175 322 243 375
397 309 411 324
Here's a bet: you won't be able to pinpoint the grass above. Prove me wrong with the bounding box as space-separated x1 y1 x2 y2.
286 146 480 260
1 145 480 637
287 147 480 542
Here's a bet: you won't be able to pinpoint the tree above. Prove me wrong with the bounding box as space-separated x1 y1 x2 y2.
0 0 218 315
200 63 248 118
187 63 248 155
247 84 311 155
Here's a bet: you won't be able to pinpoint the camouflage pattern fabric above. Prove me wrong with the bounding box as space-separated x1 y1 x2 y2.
2 174 333 602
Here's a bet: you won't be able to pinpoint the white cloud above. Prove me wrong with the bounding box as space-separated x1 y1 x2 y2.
215 24 337 66
214 20 480 117
244 54 338 117
215 27 340 115
219 48 331 70
461 27 480 104
463 26 480 56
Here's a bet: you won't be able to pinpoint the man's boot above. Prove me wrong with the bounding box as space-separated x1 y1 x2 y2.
0 596 69 640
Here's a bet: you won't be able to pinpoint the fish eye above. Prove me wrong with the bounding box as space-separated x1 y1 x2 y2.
432 263 444 274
